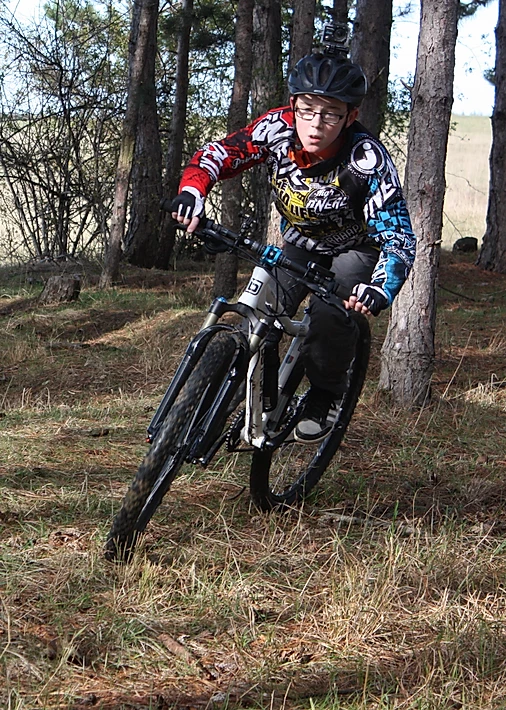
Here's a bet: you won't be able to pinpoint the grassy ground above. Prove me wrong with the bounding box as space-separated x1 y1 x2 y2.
1 254 506 709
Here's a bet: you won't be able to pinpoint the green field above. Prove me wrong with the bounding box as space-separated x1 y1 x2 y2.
443 115 491 249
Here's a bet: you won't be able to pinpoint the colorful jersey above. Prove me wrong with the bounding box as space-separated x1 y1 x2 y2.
179 106 416 303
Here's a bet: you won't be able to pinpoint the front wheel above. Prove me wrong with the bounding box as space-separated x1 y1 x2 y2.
105 332 237 562
249 313 371 511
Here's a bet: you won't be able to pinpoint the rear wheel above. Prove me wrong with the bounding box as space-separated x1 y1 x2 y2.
249 314 371 511
105 332 237 562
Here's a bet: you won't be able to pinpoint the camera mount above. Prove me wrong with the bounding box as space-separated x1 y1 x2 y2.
320 19 350 58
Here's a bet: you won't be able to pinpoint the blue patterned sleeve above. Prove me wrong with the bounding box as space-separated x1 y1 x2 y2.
363 152 416 304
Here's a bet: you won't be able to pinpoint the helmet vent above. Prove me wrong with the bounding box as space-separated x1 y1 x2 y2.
288 53 367 106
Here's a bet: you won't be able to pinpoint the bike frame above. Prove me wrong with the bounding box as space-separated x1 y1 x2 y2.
104 215 370 558
226 264 309 450
146 261 310 462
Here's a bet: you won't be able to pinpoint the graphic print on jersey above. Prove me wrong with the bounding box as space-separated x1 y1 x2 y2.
273 177 359 238
349 139 385 175
178 106 416 289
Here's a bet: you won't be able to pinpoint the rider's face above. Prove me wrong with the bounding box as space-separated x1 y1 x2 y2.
291 94 358 159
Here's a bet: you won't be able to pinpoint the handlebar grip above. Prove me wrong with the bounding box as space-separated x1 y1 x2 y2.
197 218 239 242
332 281 350 301
195 216 214 231
172 212 351 301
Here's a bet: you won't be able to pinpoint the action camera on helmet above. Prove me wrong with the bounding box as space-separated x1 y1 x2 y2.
320 21 350 57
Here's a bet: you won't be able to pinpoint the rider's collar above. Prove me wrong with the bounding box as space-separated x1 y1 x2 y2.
289 124 356 177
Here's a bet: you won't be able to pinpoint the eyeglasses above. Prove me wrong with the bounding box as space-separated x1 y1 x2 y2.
295 106 346 125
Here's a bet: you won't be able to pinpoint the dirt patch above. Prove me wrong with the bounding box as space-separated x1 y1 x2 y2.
439 251 506 295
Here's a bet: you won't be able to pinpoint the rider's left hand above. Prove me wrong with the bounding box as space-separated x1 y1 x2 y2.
344 283 389 316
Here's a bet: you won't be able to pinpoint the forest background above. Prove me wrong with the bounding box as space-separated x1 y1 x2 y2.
1 0 506 708
0 0 497 269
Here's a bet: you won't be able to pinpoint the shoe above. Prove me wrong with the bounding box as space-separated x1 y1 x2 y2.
294 387 337 443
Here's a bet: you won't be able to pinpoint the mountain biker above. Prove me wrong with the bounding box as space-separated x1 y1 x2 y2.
170 50 416 444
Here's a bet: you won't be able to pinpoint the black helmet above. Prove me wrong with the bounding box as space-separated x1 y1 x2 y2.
288 52 367 106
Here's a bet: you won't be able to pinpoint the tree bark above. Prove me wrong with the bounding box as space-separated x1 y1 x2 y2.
100 0 159 288
378 0 459 407
250 0 283 244
124 0 162 268
157 0 194 269
286 0 316 82
351 0 392 136
251 0 282 117
213 0 254 298
332 0 349 24
476 0 506 273
39 275 81 305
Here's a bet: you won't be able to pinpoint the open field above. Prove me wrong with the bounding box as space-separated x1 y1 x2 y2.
383 113 491 252
1 253 506 709
0 114 491 266
443 115 491 250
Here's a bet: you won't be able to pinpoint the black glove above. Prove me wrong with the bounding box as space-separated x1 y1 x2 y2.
350 283 389 316
168 187 205 221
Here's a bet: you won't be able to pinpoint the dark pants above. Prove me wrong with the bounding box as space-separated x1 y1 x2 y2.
270 242 379 395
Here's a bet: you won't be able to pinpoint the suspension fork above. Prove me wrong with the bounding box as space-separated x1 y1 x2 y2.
146 321 248 443
243 313 310 449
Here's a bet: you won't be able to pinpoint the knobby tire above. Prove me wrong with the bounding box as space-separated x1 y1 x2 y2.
249 313 371 511
105 332 237 562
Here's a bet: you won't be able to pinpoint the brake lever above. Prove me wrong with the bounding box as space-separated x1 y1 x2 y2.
306 261 334 281
237 216 257 238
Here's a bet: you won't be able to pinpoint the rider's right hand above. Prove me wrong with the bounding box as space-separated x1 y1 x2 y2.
169 187 205 234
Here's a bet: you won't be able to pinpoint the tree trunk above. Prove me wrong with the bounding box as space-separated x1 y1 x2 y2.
476 0 506 273
250 0 282 244
39 275 81 305
158 0 194 270
100 0 159 288
286 0 316 83
124 0 162 268
251 0 282 116
331 0 349 24
351 0 392 136
213 0 254 298
378 0 459 407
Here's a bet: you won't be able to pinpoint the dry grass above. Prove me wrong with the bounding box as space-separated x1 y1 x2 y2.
383 114 491 252
1 254 506 709
443 115 492 249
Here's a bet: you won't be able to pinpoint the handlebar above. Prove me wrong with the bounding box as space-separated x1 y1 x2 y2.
188 217 350 302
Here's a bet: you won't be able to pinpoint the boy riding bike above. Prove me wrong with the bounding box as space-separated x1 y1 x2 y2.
170 31 416 444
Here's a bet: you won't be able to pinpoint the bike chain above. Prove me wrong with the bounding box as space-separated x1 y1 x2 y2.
225 408 246 451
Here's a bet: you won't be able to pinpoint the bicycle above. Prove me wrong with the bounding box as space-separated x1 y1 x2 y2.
105 217 371 562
